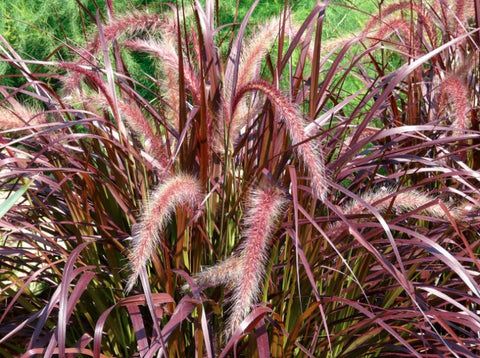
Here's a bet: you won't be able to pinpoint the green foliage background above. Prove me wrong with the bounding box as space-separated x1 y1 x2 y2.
0 0 379 84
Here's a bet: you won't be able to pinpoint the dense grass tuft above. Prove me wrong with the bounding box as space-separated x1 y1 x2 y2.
1 0 480 356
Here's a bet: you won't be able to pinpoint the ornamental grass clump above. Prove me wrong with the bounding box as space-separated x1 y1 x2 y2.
1 0 480 357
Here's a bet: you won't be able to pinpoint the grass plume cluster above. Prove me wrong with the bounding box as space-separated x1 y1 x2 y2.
1 0 480 356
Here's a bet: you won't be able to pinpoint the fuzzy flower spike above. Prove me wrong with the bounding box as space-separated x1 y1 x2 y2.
219 188 286 336
227 186 287 336
125 174 203 293
189 185 286 337
235 81 329 200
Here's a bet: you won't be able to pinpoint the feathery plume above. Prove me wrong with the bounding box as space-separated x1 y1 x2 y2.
232 18 279 134
59 62 116 109
437 74 470 131
236 18 278 89
72 93 170 176
190 255 243 288
370 18 412 45
189 186 286 337
123 37 202 130
226 186 286 337
214 18 280 153
455 0 466 30
345 188 452 219
123 37 201 102
363 2 437 49
224 17 279 105
0 105 46 131
235 81 328 200
328 187 471 240
125 174 203 293
115 100 170 174
64 12 169 92
89 12 166 56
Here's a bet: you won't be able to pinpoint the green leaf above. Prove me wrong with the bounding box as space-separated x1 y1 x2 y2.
0 178 35 219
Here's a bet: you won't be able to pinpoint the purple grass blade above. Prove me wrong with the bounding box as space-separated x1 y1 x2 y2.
174 269 213 358
288 167 333 353
26 242 94 351
25 285 62 350
419 286 480 327
138 266 167 356
332 296 423 357
118 293 175 356
278 4 324 72
146 295 199 357
0 34 53 101
224 0 260 109
390 224 480 298
255 319 270 358
288 167 320 300
193 0 220 91
94 305 118 358
1 300 49 346
0 258 64 325
75 333 93 350
45 268 96 358
362 29 479 126
54 241 93 357
126 304 150 356
327 182 411 290
219 306 273 358
23 346 109 357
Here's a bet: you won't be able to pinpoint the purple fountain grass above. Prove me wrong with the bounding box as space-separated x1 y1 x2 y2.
224 18 280 140
190 255 243 288
363 2 437 49
74 93 170 175
190 186 286 338
88 12 166 55
235 81 328 200
368 18 413 45
437 73 471 131
125 174 203 293
64 12 170 92
226 186 286 337
339 188 468 225
327 187 473 241
0 105 47 131
123 37 202 119
3 1 480 355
